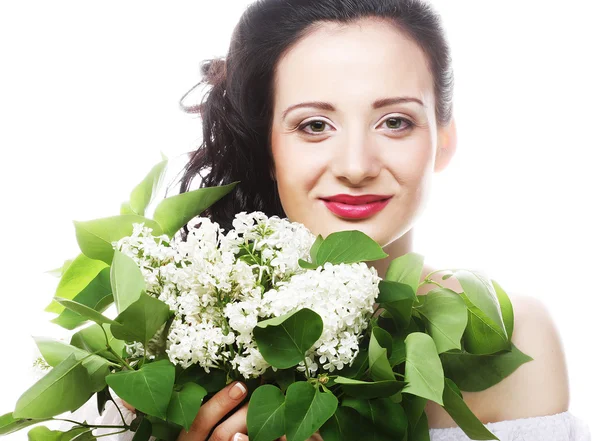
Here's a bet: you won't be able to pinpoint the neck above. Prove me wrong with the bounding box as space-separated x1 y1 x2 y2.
367 228 415 278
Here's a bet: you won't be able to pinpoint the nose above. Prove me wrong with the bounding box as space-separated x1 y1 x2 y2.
330 130 381 185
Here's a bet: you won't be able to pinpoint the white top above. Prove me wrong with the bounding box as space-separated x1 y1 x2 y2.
429 411 592 441
62 393 592 441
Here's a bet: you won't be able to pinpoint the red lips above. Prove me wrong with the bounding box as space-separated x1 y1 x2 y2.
320 194 392 219
320 194 393 205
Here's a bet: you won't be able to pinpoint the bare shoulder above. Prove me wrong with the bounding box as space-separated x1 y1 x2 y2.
486 293 570 421
420 268 570 426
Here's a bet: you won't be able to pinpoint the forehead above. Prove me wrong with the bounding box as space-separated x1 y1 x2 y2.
273 19 434 112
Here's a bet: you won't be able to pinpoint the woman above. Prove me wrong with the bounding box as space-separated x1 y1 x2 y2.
81 0 591 440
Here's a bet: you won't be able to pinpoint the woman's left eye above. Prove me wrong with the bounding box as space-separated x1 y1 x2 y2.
381 117 414 132
298 116 413 136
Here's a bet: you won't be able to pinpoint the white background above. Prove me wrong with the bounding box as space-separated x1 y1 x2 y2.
0 1 598 439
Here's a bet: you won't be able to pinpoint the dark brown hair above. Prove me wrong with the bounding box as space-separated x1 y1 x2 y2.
176 0 454 234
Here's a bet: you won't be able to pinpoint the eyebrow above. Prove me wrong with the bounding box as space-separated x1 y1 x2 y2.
281 96 425 121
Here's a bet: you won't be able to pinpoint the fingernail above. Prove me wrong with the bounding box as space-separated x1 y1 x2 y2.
233 433 245 441
228 382 246 400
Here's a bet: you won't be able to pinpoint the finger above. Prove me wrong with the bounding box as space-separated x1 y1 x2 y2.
177 381 247 441
208 403 248 441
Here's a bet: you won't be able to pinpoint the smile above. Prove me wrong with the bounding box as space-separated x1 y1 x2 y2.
320 196 392 220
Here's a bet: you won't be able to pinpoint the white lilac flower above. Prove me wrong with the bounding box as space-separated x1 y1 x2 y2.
262 262 381 374
110 212 379 380
221 212 315 286
165 316 235 371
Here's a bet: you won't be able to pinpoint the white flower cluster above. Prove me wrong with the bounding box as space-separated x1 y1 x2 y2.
112 212 381 379
262 262 380 374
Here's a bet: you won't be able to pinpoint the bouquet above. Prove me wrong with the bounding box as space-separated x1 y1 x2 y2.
0 156 533 441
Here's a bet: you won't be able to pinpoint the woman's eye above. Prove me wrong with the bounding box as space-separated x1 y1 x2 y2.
298 119 330 135
297 116 413 136
381 116 414 132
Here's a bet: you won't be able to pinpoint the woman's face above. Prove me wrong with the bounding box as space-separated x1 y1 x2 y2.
270 19 454 246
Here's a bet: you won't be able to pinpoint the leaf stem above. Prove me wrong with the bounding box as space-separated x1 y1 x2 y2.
108 346 135 371
419 278 445 289
106 392 129 428
51 418 127 429
303 356 312 381
95 323 134 370
95 428 131 438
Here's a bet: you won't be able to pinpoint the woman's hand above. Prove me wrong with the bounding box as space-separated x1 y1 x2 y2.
121 381 324 441
121 381 249 441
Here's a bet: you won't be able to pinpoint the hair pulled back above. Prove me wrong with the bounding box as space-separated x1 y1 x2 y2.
177 0 454 234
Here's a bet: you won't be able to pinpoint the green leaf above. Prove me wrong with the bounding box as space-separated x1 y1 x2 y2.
441 378 499 440
377 281 417 304
410 411 430 441
27 425 93 441
175 366 227 393
44 254 109 314
145 415 182 440
368 329 395 382
377 281 416 329
129 157 169 217
74 215 163 265
415 288 468 353
51 268 113 330
402 332 444 405
120 201 136 215
334 377 405 399
492 280 514 341
389 337 406 367
335 348 369 380
247 385 286 441
274 368 297 393
44 258 75 279
402 393 427 430
70 323 125 364
14 354 94 419
131 417 153 441
372 327 393 357
461 293 510 355
453 270 508 352
110 292 171 346
320 406 370 441
110 250 146 314
284 382 338 441
167 382 207 431
106 359 175 419
384 252 424 293
315 230 388 265
341 397 408 441
97 386 110 415
440 343 534 392
53 297 118 327
34 336 104 367
0 412 48 436
254 308 323 369
298 259 319 270
309 235 324 263
33 337 111 393
153 181 238 237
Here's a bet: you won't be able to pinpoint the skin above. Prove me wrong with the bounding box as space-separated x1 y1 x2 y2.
124 17 570 441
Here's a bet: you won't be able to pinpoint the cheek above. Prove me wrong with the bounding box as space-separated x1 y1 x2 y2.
383 138 436 233
386 138 435 188
271 132 324 217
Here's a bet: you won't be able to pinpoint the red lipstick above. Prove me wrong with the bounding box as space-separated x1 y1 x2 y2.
320 194 392 219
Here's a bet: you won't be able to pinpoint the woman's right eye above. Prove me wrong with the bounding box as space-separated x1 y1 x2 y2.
298 119 332 136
